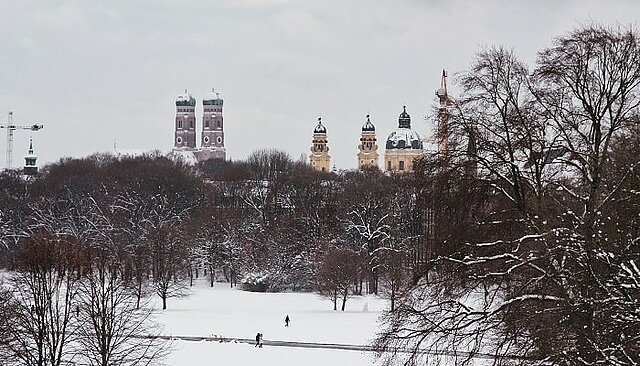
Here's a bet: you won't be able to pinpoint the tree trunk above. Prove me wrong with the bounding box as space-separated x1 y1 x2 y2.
390 283 396 312
209 264 215 287
333 289 337 311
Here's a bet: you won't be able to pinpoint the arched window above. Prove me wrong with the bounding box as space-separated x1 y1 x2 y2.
178 120 183 129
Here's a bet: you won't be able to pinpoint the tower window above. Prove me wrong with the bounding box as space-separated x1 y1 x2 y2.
178 120 183 129
387 161 391 170
399 161 405 171
205 120 210 128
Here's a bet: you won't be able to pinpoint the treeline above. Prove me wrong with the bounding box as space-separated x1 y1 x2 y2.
0 149 422 306
375 24 640 365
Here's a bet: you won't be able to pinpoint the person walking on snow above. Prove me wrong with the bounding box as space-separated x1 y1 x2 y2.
258 333 263 348
285 315 290 327
255 332 260 347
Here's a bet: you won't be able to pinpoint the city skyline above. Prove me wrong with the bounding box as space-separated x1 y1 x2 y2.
1 0 638 169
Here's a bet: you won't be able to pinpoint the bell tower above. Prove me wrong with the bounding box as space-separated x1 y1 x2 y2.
23 138 38 175
202 89 225 151
357 114 379 170
198 88 226 160
309 117 330 172
174 89 196 149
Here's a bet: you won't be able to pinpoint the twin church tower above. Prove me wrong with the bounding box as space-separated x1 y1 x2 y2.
173 89 226 162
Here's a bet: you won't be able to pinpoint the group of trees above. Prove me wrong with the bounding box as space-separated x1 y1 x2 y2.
0 147 423 365
375 24 640 365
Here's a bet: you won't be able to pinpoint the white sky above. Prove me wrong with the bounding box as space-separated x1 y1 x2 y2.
1 0 638 170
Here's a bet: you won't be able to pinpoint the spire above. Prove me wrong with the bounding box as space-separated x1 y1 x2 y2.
437 69 451 157
436 69 449 104
441 69 448 96
28 138 34 155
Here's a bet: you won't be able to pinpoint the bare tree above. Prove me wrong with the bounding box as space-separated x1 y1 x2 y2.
147 224 189 310
76 250 167 366
0 278 18 366
8 232 85 366
315 243 360 311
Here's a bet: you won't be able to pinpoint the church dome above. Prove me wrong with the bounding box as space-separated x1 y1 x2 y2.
314 117 327 133
362 114 375 132
176 90 196 106
203 88 223 106
386 106 423 150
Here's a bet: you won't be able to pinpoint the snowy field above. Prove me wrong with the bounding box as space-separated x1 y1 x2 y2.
152 280 385 366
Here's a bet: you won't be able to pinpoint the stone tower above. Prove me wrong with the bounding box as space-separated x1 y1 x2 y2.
435 69 453 157
309 117 331 172
357 114 379 170
23 138 38 175
384 106 424 172
174 89 197 149
197 89 226 161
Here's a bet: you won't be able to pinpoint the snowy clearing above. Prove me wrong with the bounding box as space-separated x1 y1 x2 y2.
152 279 386 365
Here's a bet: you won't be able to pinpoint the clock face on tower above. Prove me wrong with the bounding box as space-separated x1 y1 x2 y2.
203 136 210 144
176 136 182 144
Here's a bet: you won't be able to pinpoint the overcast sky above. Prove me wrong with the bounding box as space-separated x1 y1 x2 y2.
1 0 638 170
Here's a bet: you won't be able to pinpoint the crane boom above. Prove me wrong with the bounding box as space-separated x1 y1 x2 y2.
0 112 44 170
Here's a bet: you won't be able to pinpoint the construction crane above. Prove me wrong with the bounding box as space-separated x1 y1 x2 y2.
0 111 43 170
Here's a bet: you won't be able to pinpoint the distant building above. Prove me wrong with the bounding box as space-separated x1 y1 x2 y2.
357 115 379 170
172 89 226 163
309 117 331 172
174 89 197 150
384 106 424 172
23 138 38 175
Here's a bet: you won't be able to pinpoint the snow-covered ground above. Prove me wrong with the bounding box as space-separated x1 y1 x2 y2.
152 280 385 366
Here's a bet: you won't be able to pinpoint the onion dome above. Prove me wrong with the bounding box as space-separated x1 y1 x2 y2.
386 106 423 150
203 88 224 106
362 114 375 132
176 89 196 106
314 117 327 133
